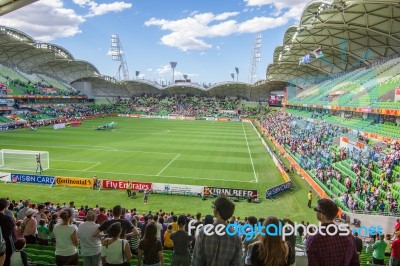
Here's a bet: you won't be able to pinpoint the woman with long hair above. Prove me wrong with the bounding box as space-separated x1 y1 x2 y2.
101 222 132 265
245 216 292 266
53 209 79 266
138 222 164 266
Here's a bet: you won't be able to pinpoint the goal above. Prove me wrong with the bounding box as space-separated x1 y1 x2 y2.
0 149 49 172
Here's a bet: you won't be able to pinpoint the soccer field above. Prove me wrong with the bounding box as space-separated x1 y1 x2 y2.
1 117 283 188
0 117 316 220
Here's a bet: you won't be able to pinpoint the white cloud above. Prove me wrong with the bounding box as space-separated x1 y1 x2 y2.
147 68 153 72
0 0 132 42
86 1 132 17
244 0 310 19
0 0 85 42
155 64 172 75
73 0 132 17
144 11 288 51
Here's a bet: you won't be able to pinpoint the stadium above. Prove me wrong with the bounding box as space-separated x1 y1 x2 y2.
0 0 399 265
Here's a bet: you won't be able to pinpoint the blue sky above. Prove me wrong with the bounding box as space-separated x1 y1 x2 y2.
0 0 311 84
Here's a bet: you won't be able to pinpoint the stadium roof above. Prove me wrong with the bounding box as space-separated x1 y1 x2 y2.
265 0 400 87
1 0 398 95
0 26 100 83
0 0 37 16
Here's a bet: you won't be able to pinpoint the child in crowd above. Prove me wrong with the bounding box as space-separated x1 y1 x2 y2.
163 224 173 250
37 219 50 245
14 220 24 240
10 238 30 266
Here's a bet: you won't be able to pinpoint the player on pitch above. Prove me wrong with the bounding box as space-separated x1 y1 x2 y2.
36 154 43 174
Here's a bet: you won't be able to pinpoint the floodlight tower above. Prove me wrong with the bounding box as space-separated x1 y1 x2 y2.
135 71 140 79
110 34 130 81
230 73 235 81
248 34 262 84
235 67 239 82
170 62 177 83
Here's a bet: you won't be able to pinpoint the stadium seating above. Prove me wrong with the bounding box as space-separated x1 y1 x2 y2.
288 58 400 108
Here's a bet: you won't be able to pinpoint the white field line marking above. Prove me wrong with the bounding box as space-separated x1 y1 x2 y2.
10 168 254 183
156 154 180 176
1 143 177 155
82 162 101 172
52 159 100 163
242 122 258 183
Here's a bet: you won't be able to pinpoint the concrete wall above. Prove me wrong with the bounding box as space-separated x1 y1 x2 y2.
343 211 396 237
71 81 93 98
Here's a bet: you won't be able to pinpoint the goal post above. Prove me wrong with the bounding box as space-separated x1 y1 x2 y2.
0 149 49 172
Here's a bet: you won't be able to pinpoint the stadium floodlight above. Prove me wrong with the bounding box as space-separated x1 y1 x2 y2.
235 67 239 82
135 71 140 79
183 74 188 81
231 73 235 81
0 149 49 172
170 62 177 83
110 34 130 81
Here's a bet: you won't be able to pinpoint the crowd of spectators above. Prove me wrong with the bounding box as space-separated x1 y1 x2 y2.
262 110 400 214
4 195 400 266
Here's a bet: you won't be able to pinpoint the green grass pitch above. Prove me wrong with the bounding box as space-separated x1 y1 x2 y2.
0 117 316 221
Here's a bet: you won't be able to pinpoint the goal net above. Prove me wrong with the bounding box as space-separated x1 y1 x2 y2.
0 149 49 172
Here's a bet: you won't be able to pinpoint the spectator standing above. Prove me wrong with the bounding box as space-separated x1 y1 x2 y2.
129 218 141 256
53 209 79 266
170 215 192 266
9 239 28 266
0 198 15 266
138 222 164 266
21 209 37 244
308 191 313 208
16 200 29 221
163 225 173 250
192 196 242 266
353 232 363 254
95 205 133 239
306 198 359 266
96 207 108 225
245 216 293 266
37 219 50 245
391 231 400 266
78 211 102 266
371 234 387 265
386 234 392 257
0 223 6 266
101 223 131 265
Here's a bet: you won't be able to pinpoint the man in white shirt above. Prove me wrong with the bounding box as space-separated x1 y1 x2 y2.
78 211 102 266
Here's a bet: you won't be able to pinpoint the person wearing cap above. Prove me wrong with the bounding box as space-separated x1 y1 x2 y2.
22 209 37 244
78 211 102 266
306 198 359 266
192 196 242 266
